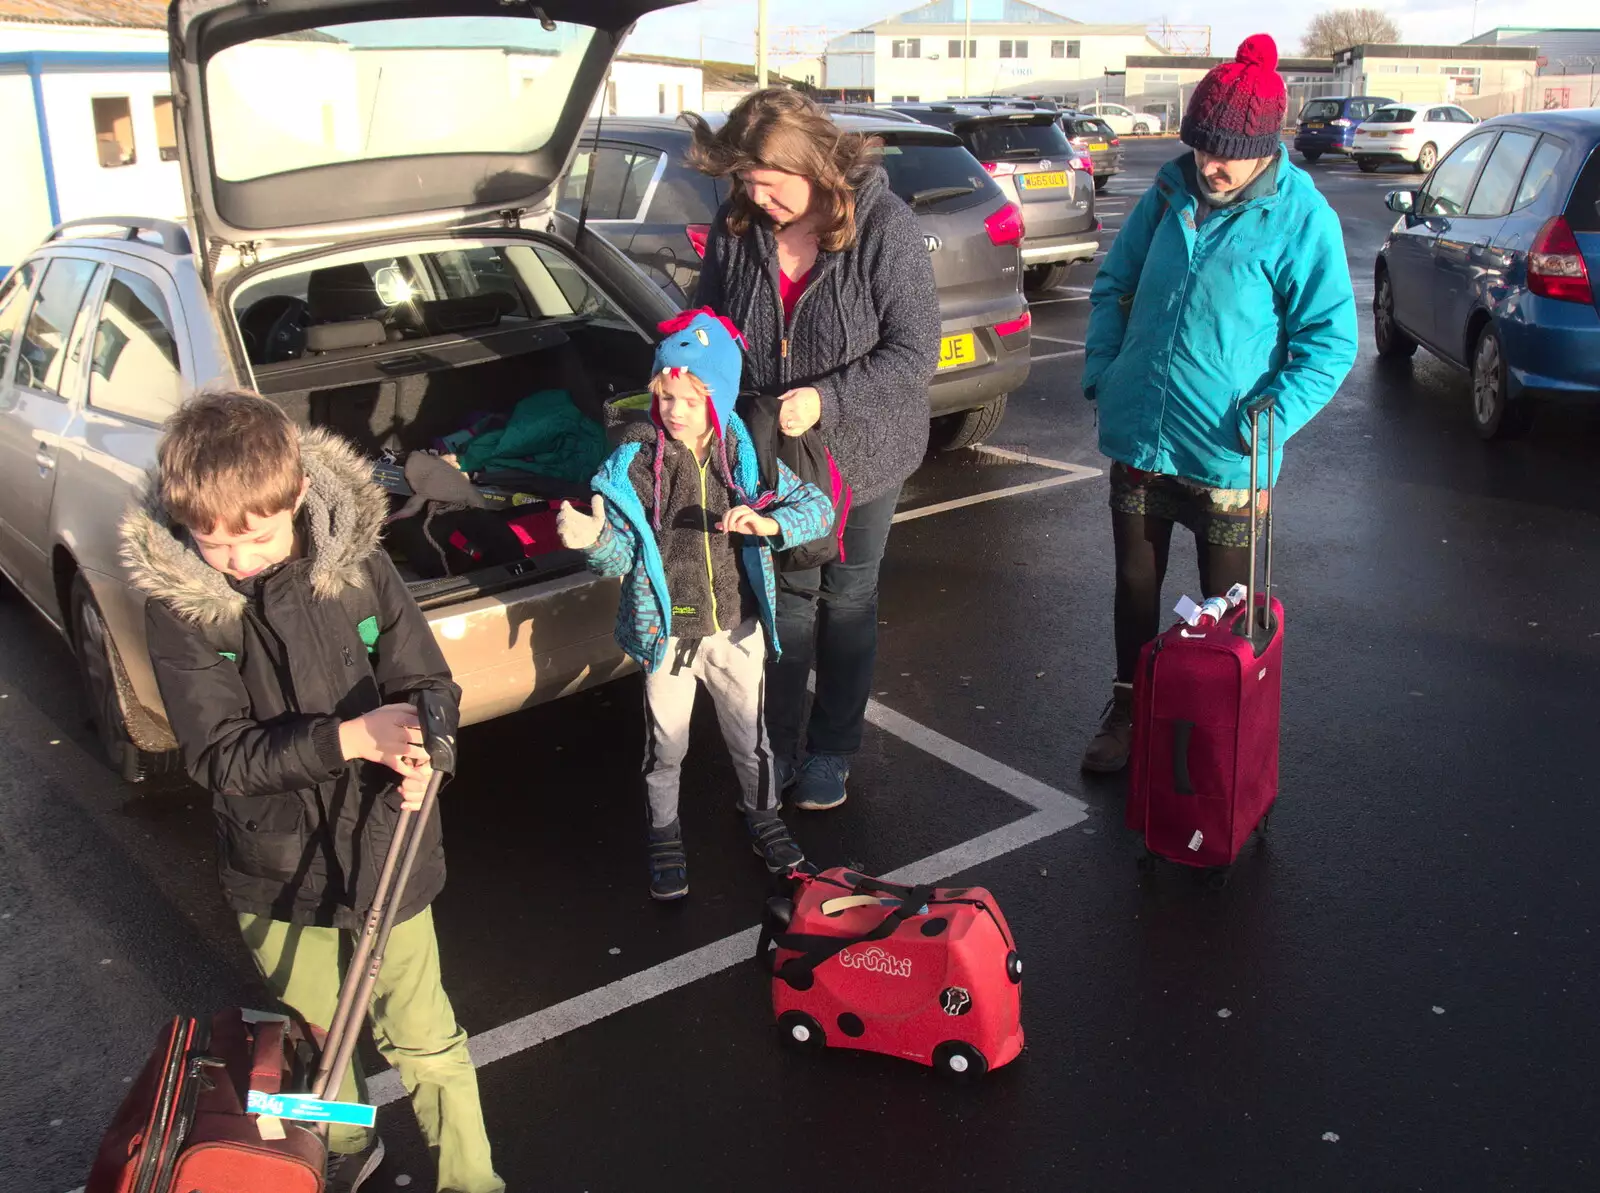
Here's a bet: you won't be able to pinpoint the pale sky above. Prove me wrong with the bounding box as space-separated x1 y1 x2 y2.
631 0 1594 65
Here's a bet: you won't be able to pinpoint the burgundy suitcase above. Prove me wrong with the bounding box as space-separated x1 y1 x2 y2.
85 692 459 1192
1126 404 1283 876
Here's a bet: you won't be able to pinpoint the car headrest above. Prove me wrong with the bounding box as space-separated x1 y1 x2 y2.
304 319 386 353
307 262 383 323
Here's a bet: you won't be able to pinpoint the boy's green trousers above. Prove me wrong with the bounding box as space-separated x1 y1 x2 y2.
238 907 503 1193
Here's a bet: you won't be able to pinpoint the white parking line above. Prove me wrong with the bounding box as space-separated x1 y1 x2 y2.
366 698 1090 1106
1030 348 1086 362
892 445 1100 524
1031 334 1085 346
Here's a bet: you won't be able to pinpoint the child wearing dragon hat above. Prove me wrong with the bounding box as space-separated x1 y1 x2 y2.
557 309 834 899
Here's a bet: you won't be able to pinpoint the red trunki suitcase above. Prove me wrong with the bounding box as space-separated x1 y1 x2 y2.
1127 404 1283 876
758 868 1024 1075
85 692 460 1193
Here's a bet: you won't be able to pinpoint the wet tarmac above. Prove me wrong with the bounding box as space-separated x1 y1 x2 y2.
3 141 1597 1192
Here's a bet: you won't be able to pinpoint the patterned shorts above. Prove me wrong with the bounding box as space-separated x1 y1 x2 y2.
1108 462 1269 549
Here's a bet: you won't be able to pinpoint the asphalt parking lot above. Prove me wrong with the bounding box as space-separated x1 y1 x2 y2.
4 139 1599 1192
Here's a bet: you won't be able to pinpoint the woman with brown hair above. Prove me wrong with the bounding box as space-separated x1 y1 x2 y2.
684 88 940 812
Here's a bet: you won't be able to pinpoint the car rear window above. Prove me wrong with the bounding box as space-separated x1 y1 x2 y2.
961 118 1070 163
1301 100 1342 122
877 137 1000 214
1569 143 1600 232
1371 107 1416 124
1065 118 1115 140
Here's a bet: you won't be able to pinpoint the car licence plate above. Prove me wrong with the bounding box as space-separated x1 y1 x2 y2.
1088 142 1108 151
937 332 976 370
1368 130 1387 138
1021 171 1068 189
1307 122 1325 129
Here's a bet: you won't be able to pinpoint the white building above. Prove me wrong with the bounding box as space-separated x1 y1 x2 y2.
823 0 1168 103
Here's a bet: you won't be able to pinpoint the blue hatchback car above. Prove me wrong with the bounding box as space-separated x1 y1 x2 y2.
1293 95 1394 163
1374 109 1600 438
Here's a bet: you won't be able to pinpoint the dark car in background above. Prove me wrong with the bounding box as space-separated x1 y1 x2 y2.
1373 110 1600 438
1059 111 1124 193
563 113 1031 449
1293 95 1394 163
875 103 1098 293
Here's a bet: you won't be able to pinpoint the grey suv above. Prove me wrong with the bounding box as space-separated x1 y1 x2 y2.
873 103 1098 293
0 0 698 782
560 112 1031 450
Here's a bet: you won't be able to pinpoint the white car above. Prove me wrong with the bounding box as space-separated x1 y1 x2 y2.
1353 104 1478 174
1081 103 1164 137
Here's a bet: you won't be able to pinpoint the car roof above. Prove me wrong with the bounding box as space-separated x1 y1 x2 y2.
581 111 960 141
1478 108 1600 138
26 219 198 272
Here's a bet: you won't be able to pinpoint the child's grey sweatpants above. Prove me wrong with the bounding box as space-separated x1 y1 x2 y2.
643 617 779 828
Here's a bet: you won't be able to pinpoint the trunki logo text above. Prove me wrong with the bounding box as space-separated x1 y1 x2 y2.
839 946 913 978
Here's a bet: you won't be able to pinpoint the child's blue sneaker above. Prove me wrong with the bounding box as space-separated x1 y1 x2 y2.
776 756 798 792
747 813 805 874
647 820 688 901
792 753 849 811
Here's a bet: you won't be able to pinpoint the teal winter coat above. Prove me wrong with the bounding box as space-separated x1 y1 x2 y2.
584 413 833 674
1083 147 1358 489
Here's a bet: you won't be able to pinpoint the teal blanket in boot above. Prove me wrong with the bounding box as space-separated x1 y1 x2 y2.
456 389 606 483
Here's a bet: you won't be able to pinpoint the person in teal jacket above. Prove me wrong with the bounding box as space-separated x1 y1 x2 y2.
1081 34 1358 773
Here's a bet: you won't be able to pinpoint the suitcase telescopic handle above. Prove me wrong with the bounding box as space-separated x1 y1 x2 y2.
312 689 457 1102
1235 399 1277 648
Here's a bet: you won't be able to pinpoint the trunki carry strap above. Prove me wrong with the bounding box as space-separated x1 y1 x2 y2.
758 882 938 989
311 688 458 1102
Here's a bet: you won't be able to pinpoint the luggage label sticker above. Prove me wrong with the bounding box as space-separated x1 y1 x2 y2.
246 1089 378 1129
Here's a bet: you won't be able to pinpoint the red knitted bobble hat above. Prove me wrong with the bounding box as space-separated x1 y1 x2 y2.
1179 34 1287 160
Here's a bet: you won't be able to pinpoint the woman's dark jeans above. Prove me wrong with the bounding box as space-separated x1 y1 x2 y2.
766 488 900 759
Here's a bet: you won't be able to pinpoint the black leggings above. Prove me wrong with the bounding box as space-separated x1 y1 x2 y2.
1112 511 1252 682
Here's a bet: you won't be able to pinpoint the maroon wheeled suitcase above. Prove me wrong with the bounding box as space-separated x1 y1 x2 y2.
1126 404 1283 877
85 692 458 1192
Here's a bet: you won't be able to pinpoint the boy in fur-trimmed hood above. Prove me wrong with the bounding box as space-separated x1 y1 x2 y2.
120 388 500 1193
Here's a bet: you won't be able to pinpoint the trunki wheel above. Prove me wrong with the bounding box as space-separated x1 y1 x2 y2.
778 1011 826 1050
1198 866 1231 891
933 1041 989 1078
1135 848 1158 874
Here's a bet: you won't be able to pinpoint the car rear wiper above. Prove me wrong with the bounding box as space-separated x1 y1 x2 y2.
908 185 978 207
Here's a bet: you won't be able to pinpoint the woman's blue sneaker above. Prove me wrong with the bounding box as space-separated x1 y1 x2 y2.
793 753 849 811
647 821 688 901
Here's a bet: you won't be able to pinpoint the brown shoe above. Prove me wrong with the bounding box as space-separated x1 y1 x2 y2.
1081 682 1135 773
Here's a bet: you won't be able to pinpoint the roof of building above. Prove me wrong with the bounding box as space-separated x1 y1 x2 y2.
1126 54 1332 73
1338 43 1539 62
874 1 1077 27
0 1 167 27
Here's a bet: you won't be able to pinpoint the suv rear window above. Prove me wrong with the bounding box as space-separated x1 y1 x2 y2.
1064 117 1115 140
1569 143 1600 233
1301 100 1342 122
962 118 1070 163
1370 107 1415 123
878 136 999 213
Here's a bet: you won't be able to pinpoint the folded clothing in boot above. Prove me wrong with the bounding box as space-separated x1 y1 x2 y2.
454 389 605 484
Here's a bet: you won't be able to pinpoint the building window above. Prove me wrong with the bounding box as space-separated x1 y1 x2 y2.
1051 40 1081 60
949 39 977 59
1379 64 1422 75
892 38 920 59
999 39 1028 60
92 96 136 168
152 95 178 162
1148 72 1179 83
1068 40 1080 59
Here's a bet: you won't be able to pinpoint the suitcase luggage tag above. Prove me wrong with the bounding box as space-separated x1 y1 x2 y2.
246 1089 377 1130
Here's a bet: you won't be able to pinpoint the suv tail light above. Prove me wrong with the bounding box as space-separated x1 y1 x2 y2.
984 202 1025 247
981 160 1019 177
1069 136 1089 148
1110 136 1121 146
995 310 1031 337
686 224 709 258
1528 216 1594 304
1332 118 1353 127
1392 127 1415 136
